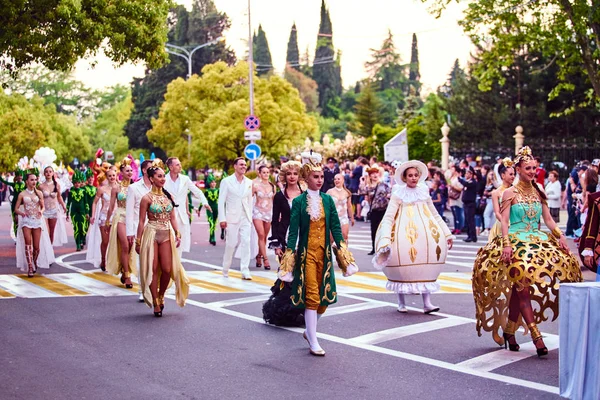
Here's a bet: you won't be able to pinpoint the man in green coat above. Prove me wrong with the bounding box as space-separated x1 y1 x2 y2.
279 151 358 356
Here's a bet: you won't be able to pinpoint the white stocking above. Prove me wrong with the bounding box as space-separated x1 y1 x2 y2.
422 293 436 308
304 309 323 352
397 293 406 308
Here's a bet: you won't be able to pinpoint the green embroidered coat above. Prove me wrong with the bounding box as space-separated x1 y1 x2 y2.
286 192 345 308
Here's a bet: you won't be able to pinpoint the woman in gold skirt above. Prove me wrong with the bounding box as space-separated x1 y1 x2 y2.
135 160 189 317
472 147 582 357
105 158 136 288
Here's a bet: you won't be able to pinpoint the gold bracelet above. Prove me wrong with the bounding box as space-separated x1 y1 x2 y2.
502 236 511 248
135 238 141 246
552 227 562 238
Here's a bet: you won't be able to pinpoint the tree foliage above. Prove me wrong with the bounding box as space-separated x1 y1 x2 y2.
0 93 91 171
148 62 318 169
0 0 171 75
286 24 300 70
425 0 600 109
254 25 273 76
354 82 382 137
409 33 421 96
83 95 133 161
284 66 319 113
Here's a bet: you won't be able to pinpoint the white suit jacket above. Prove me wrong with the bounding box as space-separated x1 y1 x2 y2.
164 173 208 226
126 179 152 237
218 175 253 224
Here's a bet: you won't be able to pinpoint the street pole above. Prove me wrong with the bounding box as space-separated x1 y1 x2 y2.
248 0 256 171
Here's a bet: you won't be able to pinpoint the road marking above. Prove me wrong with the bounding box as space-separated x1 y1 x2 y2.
0 274 59 298
350 317 471 345
188 276 245 293
47 273 133 297
16 274 89 296
0 287 15 298
206 294 270 308
322 301 387 317
84 271 140 291
456 333 560 372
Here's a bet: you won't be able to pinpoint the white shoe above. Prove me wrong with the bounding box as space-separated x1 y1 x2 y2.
397 306 408 313
222 271 229 278
138 292 144 302
241 273 252 281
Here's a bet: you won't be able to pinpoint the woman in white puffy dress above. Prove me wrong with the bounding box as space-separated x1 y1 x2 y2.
39 166 68 246
15 172 55 277
327 173 354 242
373 160 454 313
86 168 118 270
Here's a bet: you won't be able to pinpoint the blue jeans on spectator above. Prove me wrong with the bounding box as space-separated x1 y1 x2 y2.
451 205 464 232
565 201 580 236
483 199 495 231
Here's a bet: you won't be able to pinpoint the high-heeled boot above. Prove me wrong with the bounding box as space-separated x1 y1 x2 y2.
422 293 440 314
397 293 407 313
502 319 520 351
32 248 39 273
528 323 548 357
304 309 325 356
25 245 34 278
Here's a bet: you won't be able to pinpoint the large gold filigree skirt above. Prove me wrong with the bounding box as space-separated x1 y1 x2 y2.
472 232 582 345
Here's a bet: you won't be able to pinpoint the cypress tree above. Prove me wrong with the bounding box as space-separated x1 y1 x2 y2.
409 33 421 96
253 24 273 76
354 82 382 137
286 23 300 70
312 0 341 116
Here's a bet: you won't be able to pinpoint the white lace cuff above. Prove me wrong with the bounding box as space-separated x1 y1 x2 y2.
581 249 594 257
279 271 293 282
343 263 359 277
372 245 391 270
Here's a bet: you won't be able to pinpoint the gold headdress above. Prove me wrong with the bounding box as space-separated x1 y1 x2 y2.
151 158 165 170
502 157 514 168
115 157 132 170
279 160 302 185
300 150 323 178
514 146 534 165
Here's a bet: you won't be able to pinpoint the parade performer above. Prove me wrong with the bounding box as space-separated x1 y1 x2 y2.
327 173 354 242
40 166 68 246
579 189 600 280
0 170 25 238
106 159 136 288
136 160 189 317
88 148 104 187
126 159 153 302
14 171 55 277
252 165 276 269
263 160 305 327
67 171 90 251
87 168 117 271
202 174 221 246
219 157 254 280
278 151 358 356
472 146 582 357
487 159 515 242
164 157 210 257
373 160 454 314
84 169 97 221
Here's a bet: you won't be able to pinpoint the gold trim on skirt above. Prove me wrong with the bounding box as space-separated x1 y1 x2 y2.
139 222 190 308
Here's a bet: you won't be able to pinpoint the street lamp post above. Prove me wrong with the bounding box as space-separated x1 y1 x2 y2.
166 38 224 164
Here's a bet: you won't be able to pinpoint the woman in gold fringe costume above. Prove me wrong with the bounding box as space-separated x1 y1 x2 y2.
135 160 189 317
105 158 136 288
472 146 582 357
487 158 515 242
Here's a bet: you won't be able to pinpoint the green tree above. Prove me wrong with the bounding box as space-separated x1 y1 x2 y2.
125 0 236 157
1 0 171 75
286 23 300 70
0 93 91 171
313 0 342 116
147 62 318 169
284 66 319 112
254 25 273 76
425 0 600 109
408 33 421 96
84 95 134 161
354 83 382 137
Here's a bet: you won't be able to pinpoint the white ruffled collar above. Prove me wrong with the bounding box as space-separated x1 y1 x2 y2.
392 183 430 204
306 189 323 221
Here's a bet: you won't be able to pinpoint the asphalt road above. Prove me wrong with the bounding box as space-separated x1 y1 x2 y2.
0 201 594 400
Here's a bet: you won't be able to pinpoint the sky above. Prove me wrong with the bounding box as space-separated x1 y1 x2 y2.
74 0 474 93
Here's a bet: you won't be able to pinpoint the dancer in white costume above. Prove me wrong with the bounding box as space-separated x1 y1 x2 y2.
373 160 454 313
87 169 118 270
40 166 68 247
15 172 55 276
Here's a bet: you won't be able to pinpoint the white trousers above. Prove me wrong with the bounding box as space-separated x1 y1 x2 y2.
175 213 191 256
222 219 251 275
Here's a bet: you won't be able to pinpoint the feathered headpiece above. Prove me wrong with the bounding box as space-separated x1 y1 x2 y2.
16 156 39 178
72 170 86 183
514 146 534 165
300 150 323 178
502 157 514 168
151 158 165 171
115 157 133 170
33 147 58 171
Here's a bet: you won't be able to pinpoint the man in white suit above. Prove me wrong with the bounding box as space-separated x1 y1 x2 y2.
126 159 153 302
219 157 253 280
165 157 211 257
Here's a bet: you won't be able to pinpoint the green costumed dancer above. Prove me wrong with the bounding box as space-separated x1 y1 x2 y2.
68 171 90 251
201 174 221 246
0 170 25 237
84 169 97 212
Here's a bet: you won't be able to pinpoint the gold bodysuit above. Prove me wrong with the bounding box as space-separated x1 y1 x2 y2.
147 191 174 244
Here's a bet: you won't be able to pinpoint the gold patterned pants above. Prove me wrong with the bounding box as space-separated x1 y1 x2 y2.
304 245 327 314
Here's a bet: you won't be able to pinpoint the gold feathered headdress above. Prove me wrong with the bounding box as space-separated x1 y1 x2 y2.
115 157 132 170
300 150 323 178
514 146 534 165
502 157 514 168
151 158 165 170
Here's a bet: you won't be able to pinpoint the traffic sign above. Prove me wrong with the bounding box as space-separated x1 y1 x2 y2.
244 130 262 141
244 115 260 131
244 143 261 161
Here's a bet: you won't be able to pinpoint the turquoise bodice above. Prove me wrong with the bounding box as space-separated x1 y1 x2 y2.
117 192 126 202
508 201 548 241
149 202 173 214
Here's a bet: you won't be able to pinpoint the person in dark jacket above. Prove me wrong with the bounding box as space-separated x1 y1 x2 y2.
321 157 340 193
458 167 478 242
